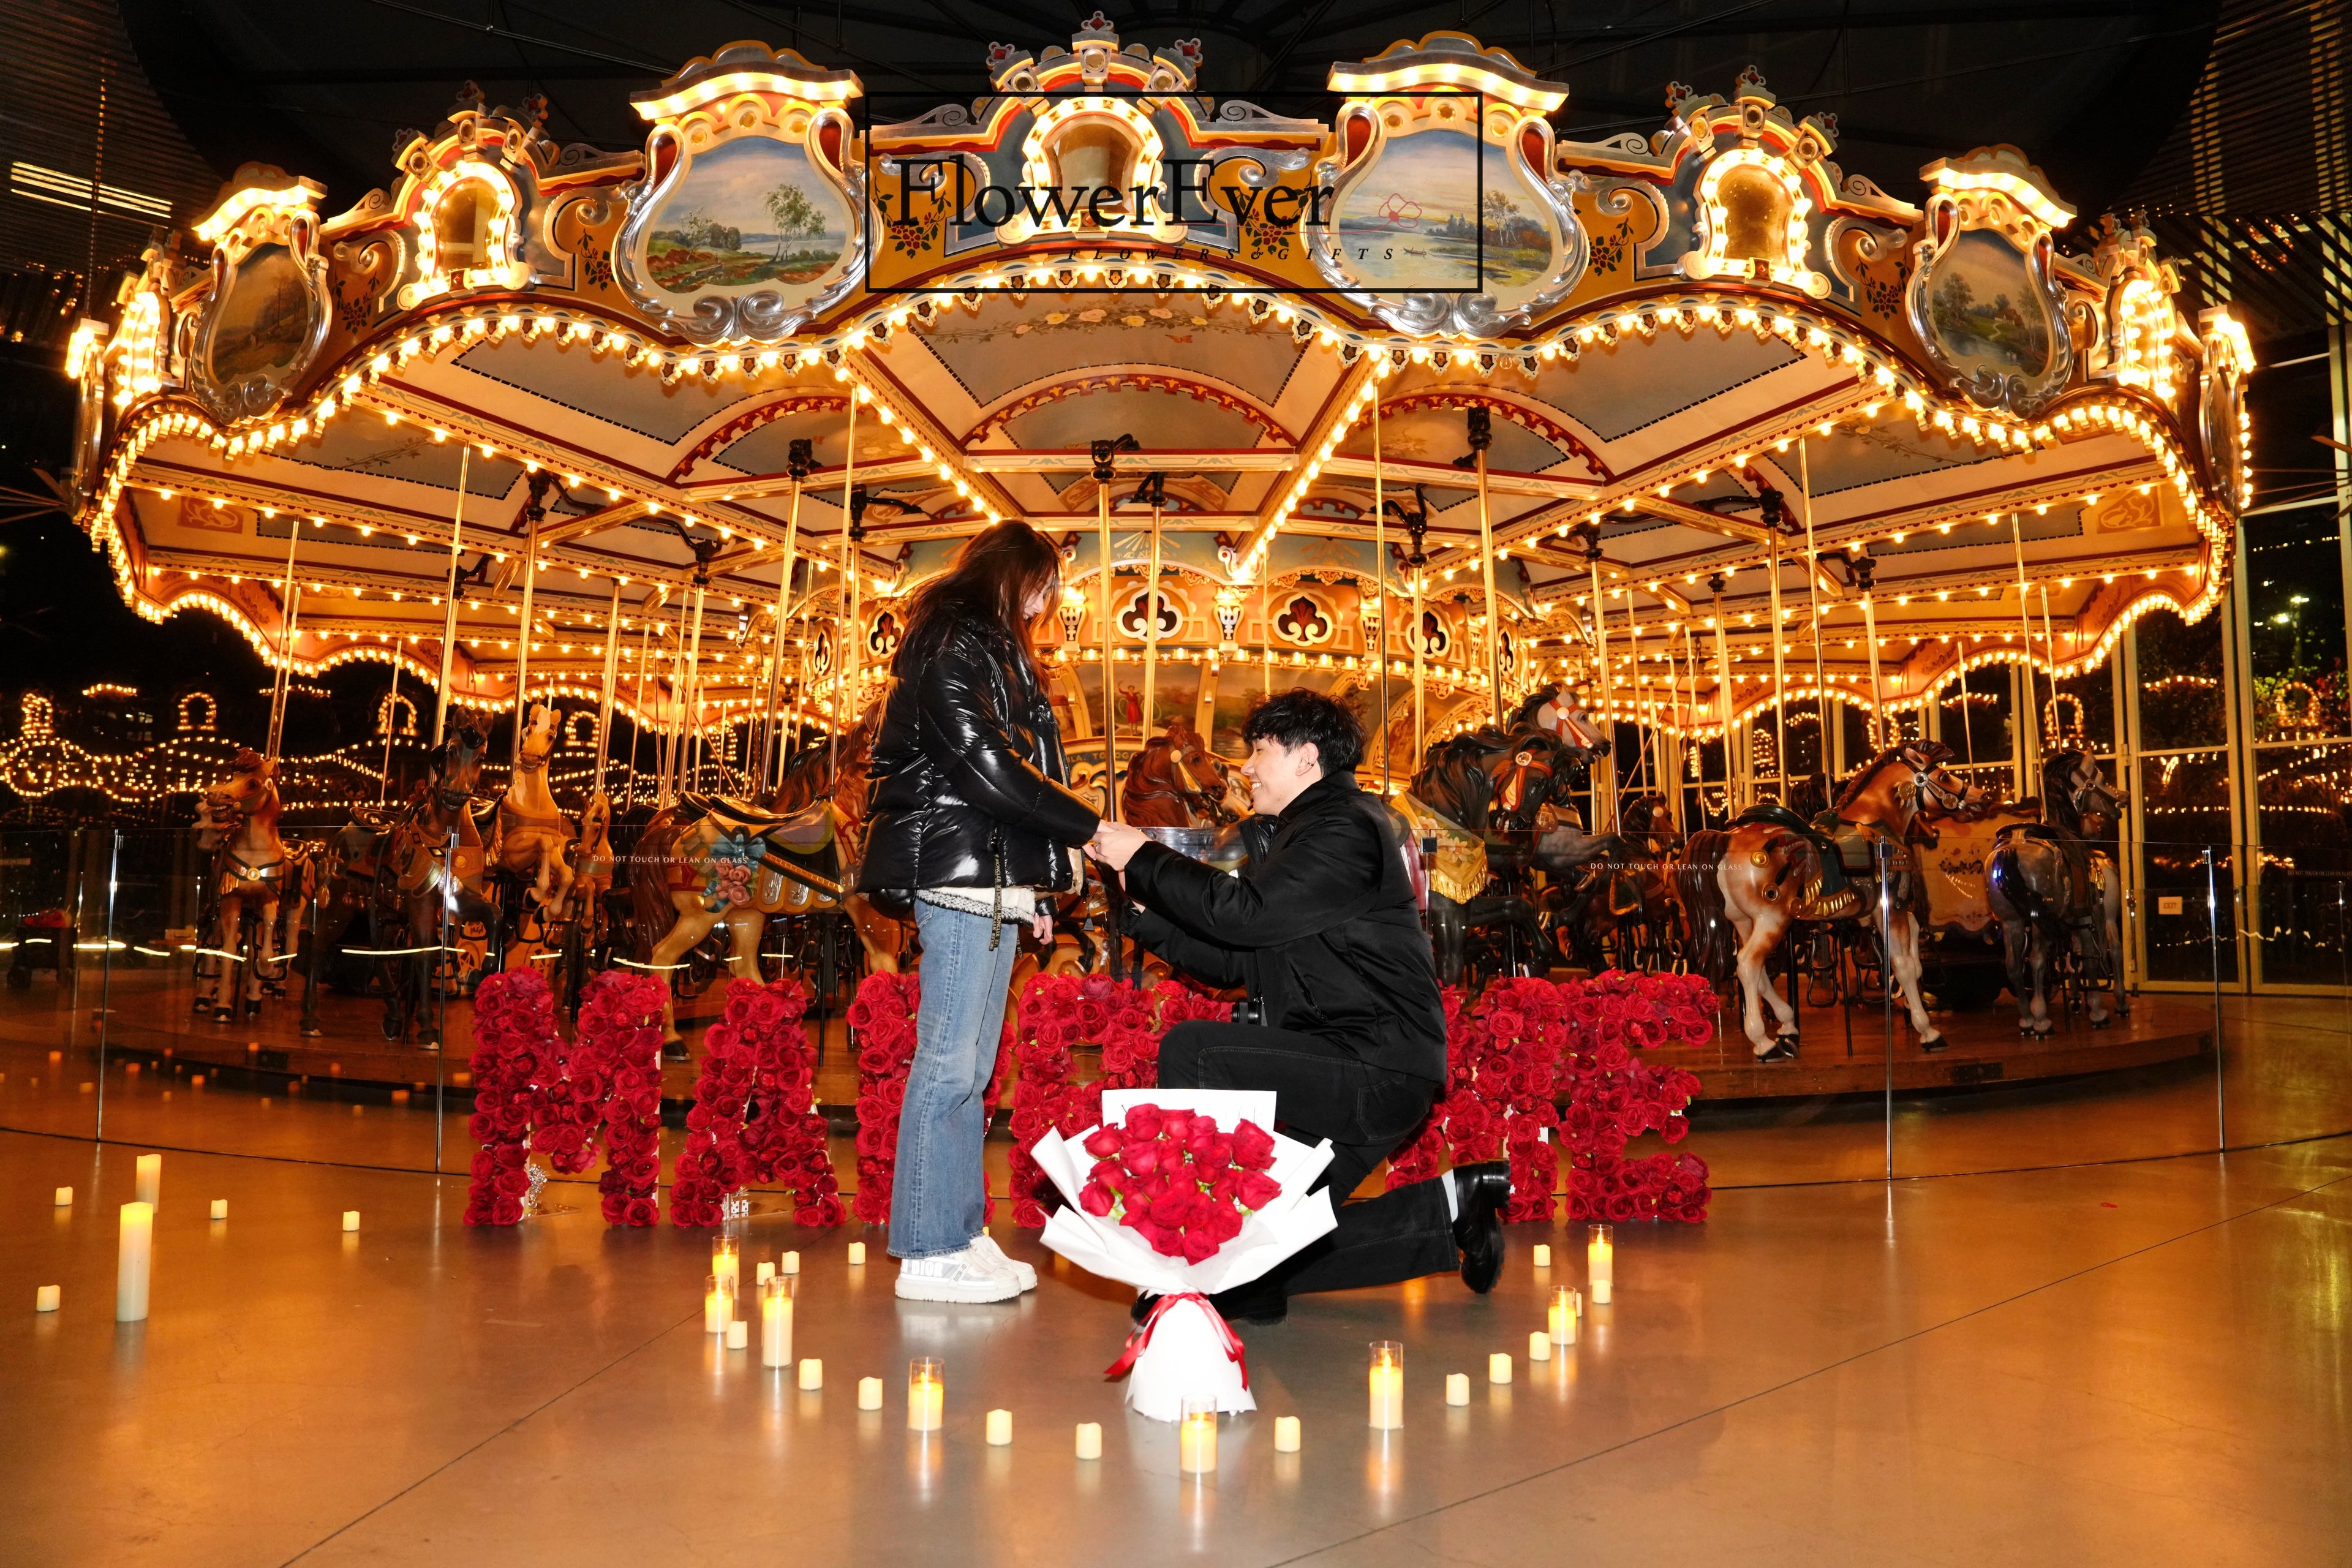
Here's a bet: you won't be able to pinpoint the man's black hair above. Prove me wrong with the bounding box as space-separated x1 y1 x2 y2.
1242 688 1365 776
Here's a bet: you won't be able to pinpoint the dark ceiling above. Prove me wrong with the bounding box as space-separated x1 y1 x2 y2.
116 0 2218 232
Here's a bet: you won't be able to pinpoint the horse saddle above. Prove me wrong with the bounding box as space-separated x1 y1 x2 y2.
679 791 835 853
1734 802 1850 898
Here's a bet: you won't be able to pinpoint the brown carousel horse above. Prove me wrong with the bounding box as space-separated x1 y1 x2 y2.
1392 699 1607 986
1544 790 1680 972
1679 743 1981 1061
1117 717 1251 827
375 726 504 1044
195 750 290 1020
629 706 884 1053
1988 748 2127 1035
491 703 579 969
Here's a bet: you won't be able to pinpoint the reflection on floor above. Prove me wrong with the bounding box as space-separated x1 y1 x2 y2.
4 1128 2346 1566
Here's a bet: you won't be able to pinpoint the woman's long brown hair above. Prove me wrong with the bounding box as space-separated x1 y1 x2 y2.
893 519 1061 682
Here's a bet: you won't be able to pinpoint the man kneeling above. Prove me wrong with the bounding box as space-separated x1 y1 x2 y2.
1085 688 1509 1324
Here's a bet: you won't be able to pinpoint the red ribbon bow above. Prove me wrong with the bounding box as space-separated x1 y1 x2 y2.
1102 1291 1250 1390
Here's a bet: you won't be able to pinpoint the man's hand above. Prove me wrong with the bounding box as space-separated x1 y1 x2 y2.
1087 820 1148 871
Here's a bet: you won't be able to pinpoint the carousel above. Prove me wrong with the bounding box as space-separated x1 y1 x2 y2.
52 23 2241 1098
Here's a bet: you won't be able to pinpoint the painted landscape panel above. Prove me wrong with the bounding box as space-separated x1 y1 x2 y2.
1925 230 2052 378
207 244 312 383
1331 127 1551 296
643 137 849 298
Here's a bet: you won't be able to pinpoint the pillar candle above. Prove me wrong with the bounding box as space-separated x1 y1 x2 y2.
711 1237 739 1297
1074 1421 1103 1460
341 1210 360 1232
1528 1329 1551 1362
135 1153 162 1208
1532 1243 1551 1267
116 1201 153 1322
208 1199 228 1221
53 1186 71 1207
760 1289 792 1368
907 1359 943 1431
1273 1415 1301 1453
704 1275 731 1333
1488 1352 1513 1384
1550 1287 1578 1346
986 1409 1012 1446
847 1242 866 1266
797 1357 824 1390
36 1285 60 1313
1445 1373 1470 1405
1368 1341 1404 1430
755 1261 775 1286
726 1319 748 1351
1178 1401 1217 1473
1588 1224 1613 1304
858 1376 884 1410
780 1250 802 1276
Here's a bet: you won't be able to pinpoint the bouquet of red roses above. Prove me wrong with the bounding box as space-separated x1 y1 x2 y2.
1076 1104 1284 1264
1031 1089 1336 1421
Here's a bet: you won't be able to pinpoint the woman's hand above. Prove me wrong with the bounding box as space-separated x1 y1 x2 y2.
1031 908 1053 944
1087 821 1148 870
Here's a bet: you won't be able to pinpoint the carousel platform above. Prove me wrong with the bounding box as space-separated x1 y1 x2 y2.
0 960 2211 1113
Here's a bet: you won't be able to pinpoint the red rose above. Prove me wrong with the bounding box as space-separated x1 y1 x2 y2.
1079 1181 1116 1216
1231 1121 1276 1170
1237 1170 1281 1210
1082 1125 1123 1159
1123 1104 1165 1140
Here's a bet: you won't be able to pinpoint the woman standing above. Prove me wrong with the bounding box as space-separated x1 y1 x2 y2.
857 521 1100 1302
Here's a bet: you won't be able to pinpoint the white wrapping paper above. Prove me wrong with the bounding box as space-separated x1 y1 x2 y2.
1034 1089 1336 1420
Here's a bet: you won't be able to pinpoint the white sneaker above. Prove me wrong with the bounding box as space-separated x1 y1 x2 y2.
970 1233 1036 1292
894 1245 1022 1303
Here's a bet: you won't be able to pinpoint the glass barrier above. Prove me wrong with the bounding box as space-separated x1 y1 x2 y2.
0 816 2336 1216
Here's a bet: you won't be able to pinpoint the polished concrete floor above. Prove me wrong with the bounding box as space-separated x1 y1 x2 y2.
5 1124 2349 1566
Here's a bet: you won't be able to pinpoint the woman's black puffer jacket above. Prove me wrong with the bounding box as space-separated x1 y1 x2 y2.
856 594 1099 910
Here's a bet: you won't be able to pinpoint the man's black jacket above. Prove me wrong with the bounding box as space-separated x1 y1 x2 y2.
1122 772 1447 1083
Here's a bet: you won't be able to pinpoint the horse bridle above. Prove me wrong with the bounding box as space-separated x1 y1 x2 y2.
1908 755 1972 813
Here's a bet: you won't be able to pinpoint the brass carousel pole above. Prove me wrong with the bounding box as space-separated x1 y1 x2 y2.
2011 511 2041 793
1709 572 1736 807
2038 581 2060 752
626 608 654 810
1142 473 1164 744
1799 439 1831 783
829 398 859 786
592 577 622 801
1093 433 1137 986
1408 508 1427 758
1372 400 1390 793
511 508 539 769
1856 556 1887 752
763 440 809 792
379 659 399 804
679 576 706 797
1585 533 1615 829
1766 508 1788 801
433 448 470 746
1469 408 1502 727
265 512 303 761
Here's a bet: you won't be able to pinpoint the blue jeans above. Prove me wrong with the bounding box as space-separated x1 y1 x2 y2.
889 899 1020 1259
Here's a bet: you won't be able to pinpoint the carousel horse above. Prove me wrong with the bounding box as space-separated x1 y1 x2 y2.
1544 791 1680 972
490 703 579 968
1392 718 1599 986
1987 748 2127 1035
375 726 504 1044
195 750 289 1020
1118 717 1251 827
626 789 851 1050
1679 742 1981 1061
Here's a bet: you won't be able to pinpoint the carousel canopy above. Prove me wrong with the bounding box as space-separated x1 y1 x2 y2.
60 24 2251 779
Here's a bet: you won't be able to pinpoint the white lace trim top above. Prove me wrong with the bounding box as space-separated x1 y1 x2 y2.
916 886 1038 922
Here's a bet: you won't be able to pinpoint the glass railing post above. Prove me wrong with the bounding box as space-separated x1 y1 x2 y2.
96 828 120 1142
2205 843 2226 1150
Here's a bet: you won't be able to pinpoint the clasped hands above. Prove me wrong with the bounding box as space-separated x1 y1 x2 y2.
1086 819 1148 872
